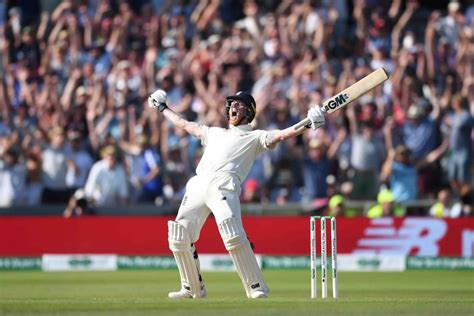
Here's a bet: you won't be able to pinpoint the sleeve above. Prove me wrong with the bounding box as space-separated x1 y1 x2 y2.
144 149 158 169
257 130 277 155
200 125 211 146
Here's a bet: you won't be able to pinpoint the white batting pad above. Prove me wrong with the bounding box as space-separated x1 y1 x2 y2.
168 221 202 298
218 218 268 297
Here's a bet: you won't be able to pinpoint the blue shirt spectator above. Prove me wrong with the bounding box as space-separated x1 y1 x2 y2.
381 145 418 203
449 109 473 153
124 136 163 203
390 161 418 202
402 105 439 161
302 139 330 201
139 148 163 198
447 95 474 186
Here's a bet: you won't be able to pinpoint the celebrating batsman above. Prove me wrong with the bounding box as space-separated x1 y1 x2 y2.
149 90 325 299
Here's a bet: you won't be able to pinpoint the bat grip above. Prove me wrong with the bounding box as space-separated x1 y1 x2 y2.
294 118 311 130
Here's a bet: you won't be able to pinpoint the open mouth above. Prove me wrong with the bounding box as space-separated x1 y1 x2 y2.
231 110 238 117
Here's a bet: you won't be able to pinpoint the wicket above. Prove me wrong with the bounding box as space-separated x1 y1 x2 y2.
310 216 338 299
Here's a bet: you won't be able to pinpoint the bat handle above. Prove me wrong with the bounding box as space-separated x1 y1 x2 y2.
294 117 311 130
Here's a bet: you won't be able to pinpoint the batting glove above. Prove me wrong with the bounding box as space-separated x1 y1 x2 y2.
306 106 325 130
148 89 168 112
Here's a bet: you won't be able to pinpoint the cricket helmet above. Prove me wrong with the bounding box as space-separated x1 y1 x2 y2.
225 91 257 123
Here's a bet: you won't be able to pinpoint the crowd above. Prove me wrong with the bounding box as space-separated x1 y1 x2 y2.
0 0 472 217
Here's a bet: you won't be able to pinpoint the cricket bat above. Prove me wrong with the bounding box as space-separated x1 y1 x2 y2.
294 67 389 130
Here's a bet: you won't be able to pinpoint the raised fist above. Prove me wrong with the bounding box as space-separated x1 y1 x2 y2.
148 89 168 112
306 106 325 130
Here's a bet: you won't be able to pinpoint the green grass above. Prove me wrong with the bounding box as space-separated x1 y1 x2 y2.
0 270 473 316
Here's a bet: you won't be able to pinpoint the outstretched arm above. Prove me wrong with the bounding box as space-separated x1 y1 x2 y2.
148 89 206 141
265 106 325 148
264 124 307 148
162 107 207 140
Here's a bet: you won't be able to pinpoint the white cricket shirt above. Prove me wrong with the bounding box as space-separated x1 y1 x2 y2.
196 125 274 183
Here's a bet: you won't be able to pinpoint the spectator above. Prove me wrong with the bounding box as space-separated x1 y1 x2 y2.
401 103 439 162
445 95 473 193
41 127 73 203
429 188 454 218
124 135 164 203
241 178 262 204
436 1 462 49
63 188 95 218
347 104 386 200
0 149 26 207
0 122 17 160
367 189 405 218
385 110 449 201
399 102 446 197
65 130 93 190
302 139 331 202
162 137 189 203
325 175 337 198
450 185 473 217
338 181 361 217
266 99 304 203
327 194 345 217
84 145 129 207
330 126 351 181
268 159 302 204
380 145 418 202
24 148 42 205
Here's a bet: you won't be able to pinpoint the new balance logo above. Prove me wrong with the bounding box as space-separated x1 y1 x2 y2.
353 218 447 256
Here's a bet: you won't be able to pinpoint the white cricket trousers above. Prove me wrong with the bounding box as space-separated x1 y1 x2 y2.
174 173 242 242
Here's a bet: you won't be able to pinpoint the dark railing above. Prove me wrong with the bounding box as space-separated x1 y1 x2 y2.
0 199 436 217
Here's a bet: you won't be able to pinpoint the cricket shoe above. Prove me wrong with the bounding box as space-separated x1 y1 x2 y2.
168 285 207 299
249 290 268 299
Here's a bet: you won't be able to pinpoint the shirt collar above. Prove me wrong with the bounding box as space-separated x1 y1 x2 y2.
229 124 252 132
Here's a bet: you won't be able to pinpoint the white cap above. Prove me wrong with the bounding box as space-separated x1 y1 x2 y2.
448 1 460 12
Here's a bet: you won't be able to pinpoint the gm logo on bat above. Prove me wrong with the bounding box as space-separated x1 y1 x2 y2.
324 93 349 112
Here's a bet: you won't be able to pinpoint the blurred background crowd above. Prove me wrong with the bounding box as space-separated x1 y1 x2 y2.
0 0 473 217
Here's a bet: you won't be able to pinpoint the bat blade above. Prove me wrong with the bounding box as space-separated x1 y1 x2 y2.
295 67 389 130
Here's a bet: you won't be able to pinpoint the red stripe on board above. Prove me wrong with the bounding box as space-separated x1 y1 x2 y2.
0 216 472 256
